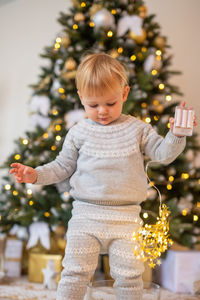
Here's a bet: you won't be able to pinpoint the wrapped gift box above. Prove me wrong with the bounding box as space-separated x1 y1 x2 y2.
4 238 23 277
28 253 63 283
155 249 200 294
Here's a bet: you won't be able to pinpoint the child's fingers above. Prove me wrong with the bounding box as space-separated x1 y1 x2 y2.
9 168 17 174
180 101 186 107
10 163 22 168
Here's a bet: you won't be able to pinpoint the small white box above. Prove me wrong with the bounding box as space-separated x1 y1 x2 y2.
4 238 23 277
157 250 200 294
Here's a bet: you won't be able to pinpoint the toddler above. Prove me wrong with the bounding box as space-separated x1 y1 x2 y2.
10 53 194 300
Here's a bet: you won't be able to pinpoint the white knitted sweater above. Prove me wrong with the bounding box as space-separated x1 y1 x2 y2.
35 114 186 205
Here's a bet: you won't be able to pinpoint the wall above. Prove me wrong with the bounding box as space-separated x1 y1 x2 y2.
0 0 199 172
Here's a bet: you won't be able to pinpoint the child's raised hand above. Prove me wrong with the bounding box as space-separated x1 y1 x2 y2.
169 101 197 136
10 163 38 184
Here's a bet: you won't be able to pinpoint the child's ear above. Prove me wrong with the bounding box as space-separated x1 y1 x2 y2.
123 86 130 102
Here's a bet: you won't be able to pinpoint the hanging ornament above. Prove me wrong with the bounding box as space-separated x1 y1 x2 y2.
64 109 86 129
64 57 77 71
117 15 143 36
132 161 174 268
129 28 146 44
178 197 193 213
39 75 51 90
89 4 102 18
26 222 50 250
61 36 71 48
153 36 166 49
61 70 77 81
74 12 85 22
154 104 164 114
144 54 162 73
29 95 50 116
168 167 176 176
30 114 51 129
92 8 115 29
139 5 148 18
54 59 63 76
70 0 81 8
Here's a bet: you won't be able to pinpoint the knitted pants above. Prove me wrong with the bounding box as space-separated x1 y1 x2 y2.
56 200 145 300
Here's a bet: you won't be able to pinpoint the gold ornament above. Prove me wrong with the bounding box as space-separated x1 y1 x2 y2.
64 57 77 71
155 104 164 114
61 36 71 48
70 0 81 8
89 4 102 18
147 31 153 38
61 70 77 81
153 36 166 49
132 204 173 268
55 224 66 237
74 12 85 22
39 75 51 89
139 5 147 18
129 28 147 44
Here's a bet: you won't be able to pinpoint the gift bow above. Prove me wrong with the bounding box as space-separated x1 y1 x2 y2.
117 15 143 37
26 221 50 250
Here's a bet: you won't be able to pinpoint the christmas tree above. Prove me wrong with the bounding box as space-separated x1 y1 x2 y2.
0 0 200 250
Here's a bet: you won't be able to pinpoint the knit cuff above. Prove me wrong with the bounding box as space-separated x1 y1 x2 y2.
167 129 186 144
33 167 45 185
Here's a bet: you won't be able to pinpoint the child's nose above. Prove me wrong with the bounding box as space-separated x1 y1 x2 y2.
98 106 108 115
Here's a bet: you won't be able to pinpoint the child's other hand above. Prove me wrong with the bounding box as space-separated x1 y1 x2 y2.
10 163 38 184
169 101 197 136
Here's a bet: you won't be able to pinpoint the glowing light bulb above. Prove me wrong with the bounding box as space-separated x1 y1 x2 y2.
56 135 62 141
167 184 172 190
156 50 162 56
27 189 33 195
152 69 157 75
107 30 113 37
117 47 123 53
159 83 165 90
130 55 136 61
55 125 61 131
169 176 174 182
43 133 48 139
181 173 189 179
143 213 148 219
166 95 172 101
5 184 11 190
145 117 151 123
89 22 95 27
15 154 21 160
44 212 50 217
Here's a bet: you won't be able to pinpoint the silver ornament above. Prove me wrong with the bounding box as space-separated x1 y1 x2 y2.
93 8 115 29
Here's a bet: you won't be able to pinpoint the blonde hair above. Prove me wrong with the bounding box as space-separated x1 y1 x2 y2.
75 52 128 96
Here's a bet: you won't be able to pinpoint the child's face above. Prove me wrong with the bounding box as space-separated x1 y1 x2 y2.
78 85 130 125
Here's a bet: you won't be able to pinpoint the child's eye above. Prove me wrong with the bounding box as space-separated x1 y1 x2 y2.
89 104 98 108
107 102 116 106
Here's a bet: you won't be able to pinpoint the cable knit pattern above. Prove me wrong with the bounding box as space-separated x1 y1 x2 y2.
33 114 186 300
